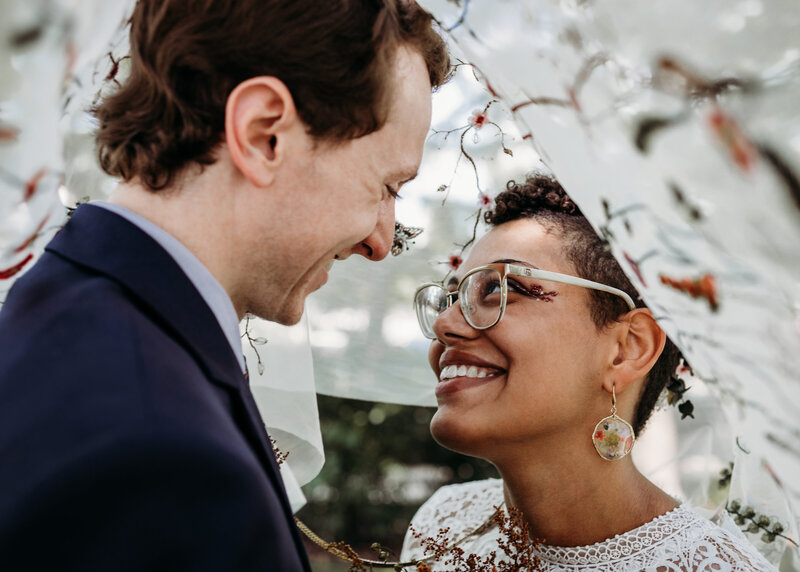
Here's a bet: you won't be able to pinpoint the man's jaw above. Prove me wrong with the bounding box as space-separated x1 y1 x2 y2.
309 259 334 292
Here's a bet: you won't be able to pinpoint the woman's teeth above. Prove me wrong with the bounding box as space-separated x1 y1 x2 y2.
439 364 498 381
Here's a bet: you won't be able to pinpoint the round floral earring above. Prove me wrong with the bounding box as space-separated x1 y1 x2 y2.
592 383 635 460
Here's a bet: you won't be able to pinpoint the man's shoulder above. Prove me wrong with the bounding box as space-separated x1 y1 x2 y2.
0 263 250 519
0 249 236 470
0 249 190 378
2 247 147 331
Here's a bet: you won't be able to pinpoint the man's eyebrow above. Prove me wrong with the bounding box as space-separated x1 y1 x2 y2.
388 168 419 184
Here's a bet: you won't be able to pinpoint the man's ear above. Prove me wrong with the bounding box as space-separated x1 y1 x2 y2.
605 308 666 394
225 76 299 188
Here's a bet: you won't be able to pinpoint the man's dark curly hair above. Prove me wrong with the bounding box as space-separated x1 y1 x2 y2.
94 0 450 191
484 174 681 434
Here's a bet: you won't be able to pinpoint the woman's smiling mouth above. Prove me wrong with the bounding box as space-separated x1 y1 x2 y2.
435 351 506 397
439 364 503 381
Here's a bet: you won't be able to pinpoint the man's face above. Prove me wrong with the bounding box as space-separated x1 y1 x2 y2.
242 46 433 324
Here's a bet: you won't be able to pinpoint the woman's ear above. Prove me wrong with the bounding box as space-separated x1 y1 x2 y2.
606 308 666 394
224 76 300 188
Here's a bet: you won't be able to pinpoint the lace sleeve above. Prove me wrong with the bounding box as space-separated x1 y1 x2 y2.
684 525 780 572
400 478 504 562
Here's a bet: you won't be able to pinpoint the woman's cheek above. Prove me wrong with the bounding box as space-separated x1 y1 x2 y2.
428 340 444 374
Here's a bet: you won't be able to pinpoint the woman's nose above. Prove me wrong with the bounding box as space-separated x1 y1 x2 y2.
432 299 477 342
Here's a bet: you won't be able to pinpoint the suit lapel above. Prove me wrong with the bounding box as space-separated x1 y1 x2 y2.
48 205 241 387
235 382 313 564
228 380 311 566
47 205 308 564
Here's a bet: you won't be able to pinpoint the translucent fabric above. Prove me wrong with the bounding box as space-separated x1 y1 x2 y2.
241 315 323 513
2 2 799 566
416 0 800 564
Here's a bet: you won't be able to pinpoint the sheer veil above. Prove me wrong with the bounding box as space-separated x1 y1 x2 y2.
2 1 798 567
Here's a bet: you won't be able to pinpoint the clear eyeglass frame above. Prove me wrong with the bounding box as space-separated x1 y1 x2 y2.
413 263 637 340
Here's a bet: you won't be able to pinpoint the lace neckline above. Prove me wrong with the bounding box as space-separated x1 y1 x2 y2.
535 504 708 565
402 480 778 571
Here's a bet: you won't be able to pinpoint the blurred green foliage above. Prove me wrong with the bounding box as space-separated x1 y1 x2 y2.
297 394 497 569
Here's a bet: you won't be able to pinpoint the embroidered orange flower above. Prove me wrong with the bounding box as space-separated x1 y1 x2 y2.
659 273 719 312
708 108 756 172
448 254 463 271
469 110 488 127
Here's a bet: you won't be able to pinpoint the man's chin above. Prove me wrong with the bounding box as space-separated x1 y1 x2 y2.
246 298 305 327
272 303 305 326
244 274 326 326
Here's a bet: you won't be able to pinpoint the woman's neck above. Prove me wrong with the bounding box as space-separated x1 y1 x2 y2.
494 446 679 547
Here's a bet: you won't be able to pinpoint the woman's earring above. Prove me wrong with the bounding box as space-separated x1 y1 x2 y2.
592 383 635 461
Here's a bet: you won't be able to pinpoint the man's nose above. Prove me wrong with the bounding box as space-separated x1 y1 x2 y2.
344 199 396 261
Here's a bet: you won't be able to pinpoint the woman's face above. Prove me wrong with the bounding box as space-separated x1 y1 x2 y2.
428 218 616 460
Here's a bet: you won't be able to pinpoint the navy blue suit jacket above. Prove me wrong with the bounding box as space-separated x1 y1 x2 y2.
0 205 311 571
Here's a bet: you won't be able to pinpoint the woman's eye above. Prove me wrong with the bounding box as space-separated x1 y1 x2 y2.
506 279 528 294
508 280 554 300
481 280 503 296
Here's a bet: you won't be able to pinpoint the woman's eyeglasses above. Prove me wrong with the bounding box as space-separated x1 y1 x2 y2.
414 263 636 340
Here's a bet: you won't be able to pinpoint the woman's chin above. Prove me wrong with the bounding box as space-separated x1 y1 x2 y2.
430 409 489 457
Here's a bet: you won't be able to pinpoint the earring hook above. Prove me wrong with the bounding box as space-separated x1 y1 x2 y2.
611 382 617 416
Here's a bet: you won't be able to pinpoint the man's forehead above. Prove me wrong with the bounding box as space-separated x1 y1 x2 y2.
380 47 431 167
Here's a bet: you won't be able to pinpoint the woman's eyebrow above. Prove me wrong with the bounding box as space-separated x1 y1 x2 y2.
492 258 540 269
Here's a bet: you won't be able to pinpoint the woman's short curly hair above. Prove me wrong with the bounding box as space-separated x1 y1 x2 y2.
484 174 681 434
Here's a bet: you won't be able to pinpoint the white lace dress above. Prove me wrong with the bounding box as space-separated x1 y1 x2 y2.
401 479 778 571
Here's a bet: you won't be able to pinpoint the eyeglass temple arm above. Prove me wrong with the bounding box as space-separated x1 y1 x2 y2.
507 264 636 311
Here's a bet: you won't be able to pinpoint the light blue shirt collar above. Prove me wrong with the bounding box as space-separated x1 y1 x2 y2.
93 202 245 373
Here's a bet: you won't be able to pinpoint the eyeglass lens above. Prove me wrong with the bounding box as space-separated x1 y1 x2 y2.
415 267 505 338
414 285 448 339
461 268 503 329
